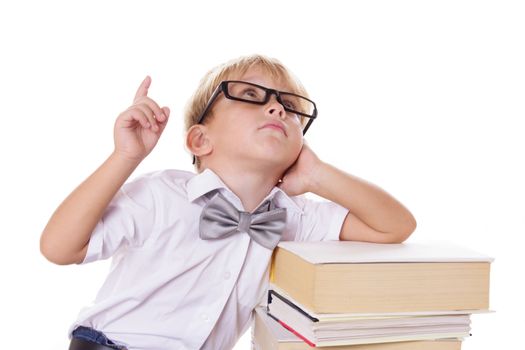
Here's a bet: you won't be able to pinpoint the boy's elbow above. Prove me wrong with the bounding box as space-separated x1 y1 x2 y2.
40 232 84 265
40 238 66 265
391 216 417 243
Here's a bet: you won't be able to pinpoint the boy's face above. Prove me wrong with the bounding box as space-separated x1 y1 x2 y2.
204 66 304 171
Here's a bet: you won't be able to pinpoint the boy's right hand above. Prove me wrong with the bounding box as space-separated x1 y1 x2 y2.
113 76 170 162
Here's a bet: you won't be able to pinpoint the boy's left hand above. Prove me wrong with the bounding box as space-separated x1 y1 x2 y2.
278 142 323 196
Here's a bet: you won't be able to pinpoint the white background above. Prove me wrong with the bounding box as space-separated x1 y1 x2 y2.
1 1 523 349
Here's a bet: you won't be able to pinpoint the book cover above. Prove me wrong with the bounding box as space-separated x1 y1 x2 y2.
270 241 492 314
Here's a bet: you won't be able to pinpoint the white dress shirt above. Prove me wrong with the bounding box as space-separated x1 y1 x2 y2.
70 169 348 350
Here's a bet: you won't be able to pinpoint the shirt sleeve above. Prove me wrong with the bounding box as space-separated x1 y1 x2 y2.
81 175 159 264
293 196 349 242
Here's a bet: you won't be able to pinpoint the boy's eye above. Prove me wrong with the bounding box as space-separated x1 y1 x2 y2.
241 88 264 100
281 98 298 111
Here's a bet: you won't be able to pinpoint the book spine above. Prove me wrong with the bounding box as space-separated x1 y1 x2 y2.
268 290 319 322
267 313 316 348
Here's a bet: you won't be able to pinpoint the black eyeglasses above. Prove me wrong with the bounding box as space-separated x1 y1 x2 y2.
192 80 318 164
197 80 317 132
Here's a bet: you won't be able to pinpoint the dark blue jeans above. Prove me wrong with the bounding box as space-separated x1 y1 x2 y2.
72 326 125 349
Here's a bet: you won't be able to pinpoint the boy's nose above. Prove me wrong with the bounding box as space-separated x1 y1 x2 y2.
265 95 286 119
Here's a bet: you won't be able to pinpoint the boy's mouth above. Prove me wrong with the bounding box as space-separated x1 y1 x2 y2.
259 122 287 136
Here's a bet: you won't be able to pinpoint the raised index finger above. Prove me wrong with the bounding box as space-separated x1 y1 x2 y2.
134 75 151 102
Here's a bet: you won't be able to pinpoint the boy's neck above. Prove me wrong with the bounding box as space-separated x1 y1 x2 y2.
205 163 284 212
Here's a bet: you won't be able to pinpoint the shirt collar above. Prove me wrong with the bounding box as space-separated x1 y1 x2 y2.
186 168 303 214
186 168 230 202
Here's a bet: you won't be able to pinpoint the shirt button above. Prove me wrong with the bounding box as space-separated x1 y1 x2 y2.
201 313 210 322
224 271 231 280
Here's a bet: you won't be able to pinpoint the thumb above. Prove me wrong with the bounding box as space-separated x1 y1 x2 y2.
156 107 171 133
161 106 170 118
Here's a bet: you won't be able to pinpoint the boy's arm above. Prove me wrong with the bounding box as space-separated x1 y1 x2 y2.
40 76 170 265
279 143 416 243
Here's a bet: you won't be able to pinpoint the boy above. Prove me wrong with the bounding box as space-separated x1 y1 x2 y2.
40 55 416 350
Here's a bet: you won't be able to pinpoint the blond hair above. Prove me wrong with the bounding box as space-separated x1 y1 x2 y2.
184 54 310 169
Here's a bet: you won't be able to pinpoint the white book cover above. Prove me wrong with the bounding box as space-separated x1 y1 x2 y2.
277 240 494 264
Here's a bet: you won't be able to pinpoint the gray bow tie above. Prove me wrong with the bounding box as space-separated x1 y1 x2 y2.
199 192 287 250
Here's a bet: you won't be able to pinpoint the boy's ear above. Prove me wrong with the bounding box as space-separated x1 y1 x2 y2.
186 124 213 158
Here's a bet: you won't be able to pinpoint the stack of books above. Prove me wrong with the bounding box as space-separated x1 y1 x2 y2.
253 307 463 350
253 241 492 349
